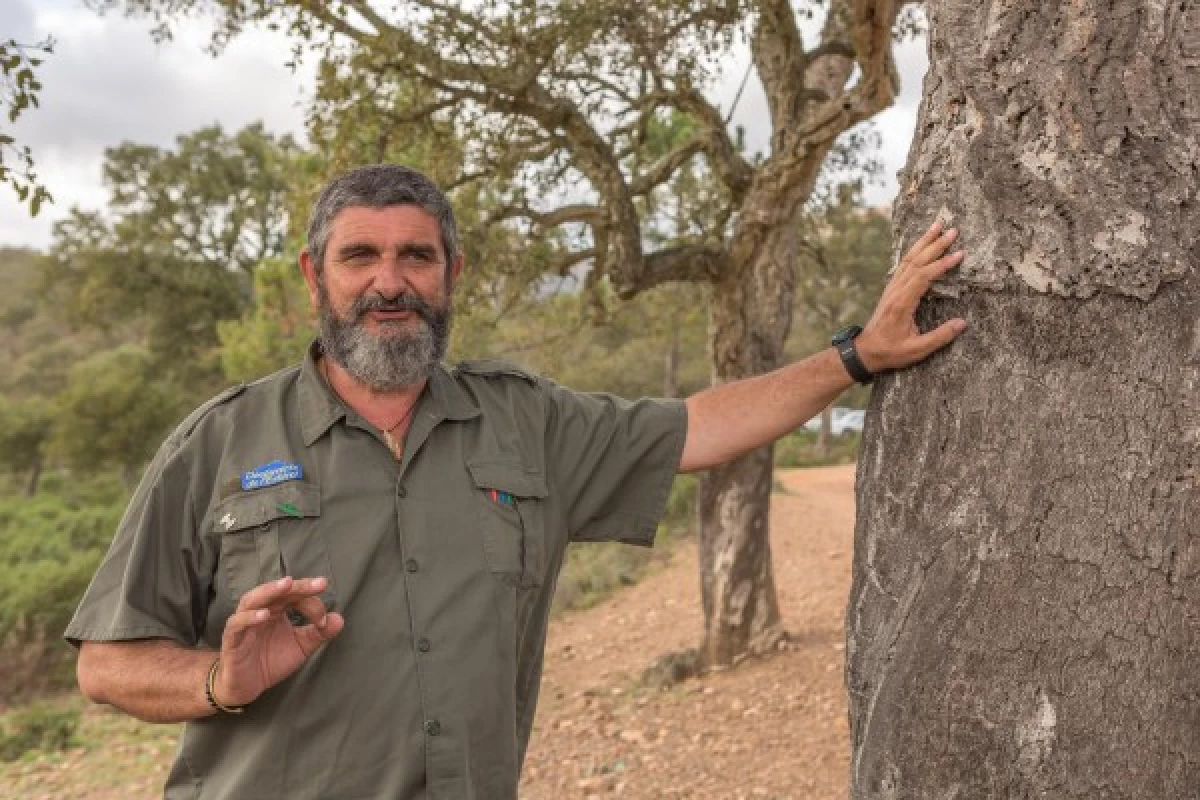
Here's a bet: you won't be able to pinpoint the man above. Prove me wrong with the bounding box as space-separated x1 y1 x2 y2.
67 164 966 798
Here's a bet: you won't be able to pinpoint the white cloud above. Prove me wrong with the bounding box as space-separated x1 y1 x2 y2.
0 0 315 248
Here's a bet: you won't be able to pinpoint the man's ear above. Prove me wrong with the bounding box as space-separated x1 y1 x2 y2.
299 249 321 310
449 252 465 288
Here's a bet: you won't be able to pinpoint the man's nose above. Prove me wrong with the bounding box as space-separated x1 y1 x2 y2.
371 255 414 297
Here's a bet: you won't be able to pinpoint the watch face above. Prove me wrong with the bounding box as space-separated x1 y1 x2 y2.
831 325 863 346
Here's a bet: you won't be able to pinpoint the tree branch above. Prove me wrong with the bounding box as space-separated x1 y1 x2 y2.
548 248 597 277
615 244 729 298
750 0 810 135
488 203 604 230
629 139 706 196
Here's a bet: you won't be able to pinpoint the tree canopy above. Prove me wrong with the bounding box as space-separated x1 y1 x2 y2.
45 123 299 388
0 37 53 215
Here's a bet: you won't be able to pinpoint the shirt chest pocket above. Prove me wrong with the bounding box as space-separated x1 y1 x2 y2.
466 461 548 589
211 482 337 611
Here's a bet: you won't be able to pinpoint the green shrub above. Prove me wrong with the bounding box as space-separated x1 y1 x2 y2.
0 703 81 762
773 429 861 469
0 475 127 701
661 473 697 534
553 475 697 614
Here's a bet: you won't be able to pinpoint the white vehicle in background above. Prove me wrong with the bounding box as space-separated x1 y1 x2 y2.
803 407 865 435
831 408 865 435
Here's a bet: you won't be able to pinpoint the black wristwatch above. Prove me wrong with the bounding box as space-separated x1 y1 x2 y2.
831 325 874 384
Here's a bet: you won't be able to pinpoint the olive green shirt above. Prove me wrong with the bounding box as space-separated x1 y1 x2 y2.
65 345 687 799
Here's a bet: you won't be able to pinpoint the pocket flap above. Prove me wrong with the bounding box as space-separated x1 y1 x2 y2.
466 461 548 499
211 482 321 533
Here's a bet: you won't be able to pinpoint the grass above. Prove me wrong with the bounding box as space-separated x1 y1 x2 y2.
552 474 697 614
774 429 861 469
0 694 179 800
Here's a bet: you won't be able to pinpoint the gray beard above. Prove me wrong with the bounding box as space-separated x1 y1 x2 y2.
317 281 451 391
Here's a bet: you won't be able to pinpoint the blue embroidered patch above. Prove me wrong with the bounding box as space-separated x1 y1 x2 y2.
241 460 304 491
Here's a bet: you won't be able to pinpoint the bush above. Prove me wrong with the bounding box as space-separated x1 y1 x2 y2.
0 475 126 702
553 475 697 614
773 429 861 469
0 703 81 762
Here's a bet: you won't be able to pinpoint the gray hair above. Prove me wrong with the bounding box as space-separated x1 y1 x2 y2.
306 164 459 272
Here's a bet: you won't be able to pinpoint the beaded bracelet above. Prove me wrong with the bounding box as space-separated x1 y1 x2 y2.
205 657 245 714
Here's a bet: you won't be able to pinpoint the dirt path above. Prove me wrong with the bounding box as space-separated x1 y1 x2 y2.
520 464 857 799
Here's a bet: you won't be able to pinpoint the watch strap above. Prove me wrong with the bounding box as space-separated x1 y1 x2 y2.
835 336 874 384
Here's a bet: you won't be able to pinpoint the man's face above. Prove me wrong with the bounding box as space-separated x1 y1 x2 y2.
300 205 464 391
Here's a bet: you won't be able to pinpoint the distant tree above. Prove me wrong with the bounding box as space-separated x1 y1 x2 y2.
50 346 179 490
46 124 298 392
217 255 314 381
104 0 923 668
0 37 53 215
0 398 53 496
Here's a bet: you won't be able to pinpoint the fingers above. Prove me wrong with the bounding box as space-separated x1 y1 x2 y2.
289 594 330 628
236 576 330 613
913 226 958 267
899 220 945 272
222 607 272 649
903 249 966 304
293 611 345 654
910 318 969 361
897 222 958 279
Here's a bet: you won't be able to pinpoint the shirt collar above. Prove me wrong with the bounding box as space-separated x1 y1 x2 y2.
297 341 480 447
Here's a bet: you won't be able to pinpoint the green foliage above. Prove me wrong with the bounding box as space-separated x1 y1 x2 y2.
773 429 862 469
0 477 126 700
0 397 53 493
49 346 180 483
217 256 314 381
0 37 53 215
45 124 298 389
0 704 81 761
553 475 696 614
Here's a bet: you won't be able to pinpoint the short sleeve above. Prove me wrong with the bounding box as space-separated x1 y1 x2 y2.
543 383 687 546
63 435 215 649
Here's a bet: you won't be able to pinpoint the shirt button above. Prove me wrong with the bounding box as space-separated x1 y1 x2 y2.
417 638 431 653
424 719 441 736
405 559 419 573
396 485 407 498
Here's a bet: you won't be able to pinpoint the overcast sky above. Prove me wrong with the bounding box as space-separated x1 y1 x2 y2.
0 0 929 250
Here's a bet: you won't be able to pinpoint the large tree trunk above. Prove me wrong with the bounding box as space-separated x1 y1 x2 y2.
697 225 799 667
848 1 1200 797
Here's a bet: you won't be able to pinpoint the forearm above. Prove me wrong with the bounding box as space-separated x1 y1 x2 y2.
680 347 853 472
77 639 218 723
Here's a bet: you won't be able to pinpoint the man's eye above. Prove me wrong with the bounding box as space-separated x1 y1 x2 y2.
400 252 438 267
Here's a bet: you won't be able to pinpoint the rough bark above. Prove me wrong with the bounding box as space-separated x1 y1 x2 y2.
848 1 1200 796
